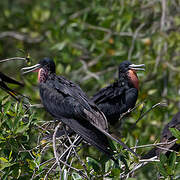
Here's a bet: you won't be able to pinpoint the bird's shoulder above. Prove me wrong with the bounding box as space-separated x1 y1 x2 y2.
92 80 128 103
41 74 108 131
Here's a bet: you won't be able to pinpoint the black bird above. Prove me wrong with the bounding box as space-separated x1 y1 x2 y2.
91 61 145 125
22 58 138 161
142 111 180 159
0 72 24 101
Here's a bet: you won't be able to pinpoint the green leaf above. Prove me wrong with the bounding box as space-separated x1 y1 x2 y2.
169 128 180 139
160 153 167 164
105 160 112 172
15 123 30 134
86 157 101 172
72 172 82 180
0 157 8 163
0 162 16 171
158 154 168 177
168 152 176 175
110 168 121 177
9 151 12 161
51 42 67 51
157 162 168 178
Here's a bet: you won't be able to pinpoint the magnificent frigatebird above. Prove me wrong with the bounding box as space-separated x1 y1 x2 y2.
0 57 28 101
91 61 145 125
142 111 180 159
22 57 138 161
0 72 24 101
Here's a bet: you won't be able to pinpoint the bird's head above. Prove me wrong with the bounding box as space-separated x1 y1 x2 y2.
118 61 145 89
21 57 55 82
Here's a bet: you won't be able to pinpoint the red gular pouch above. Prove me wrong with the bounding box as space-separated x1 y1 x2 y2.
127 69 139 89
37 68 48 83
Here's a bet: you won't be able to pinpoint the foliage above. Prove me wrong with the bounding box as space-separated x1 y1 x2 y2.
0 0 180 179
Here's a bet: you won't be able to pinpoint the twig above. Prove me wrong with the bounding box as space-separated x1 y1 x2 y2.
156 146 178 154
161 0 166 31
87 51 105 67
69 7 91 19
31 169 46 180
131 139 139 177
66 135 88 176
44 142 87 179
80 60 100 81
134 102 167 125
121 156 158 178
59 136 82 161
39 158 55 167
96 66 117 76
44 162 57 180
164 62 180 72
53 122 62 173
128 23 145 60
83 23 146 38
30 104 44 108
0 57 26 63
139 159 160 163
0 31 43 43
131 139 178 149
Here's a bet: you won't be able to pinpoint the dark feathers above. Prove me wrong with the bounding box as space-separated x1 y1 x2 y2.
39 73 116 159
0 72 24 101
91 66 138 125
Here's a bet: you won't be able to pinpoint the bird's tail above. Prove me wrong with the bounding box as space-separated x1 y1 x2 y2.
59 117 118 163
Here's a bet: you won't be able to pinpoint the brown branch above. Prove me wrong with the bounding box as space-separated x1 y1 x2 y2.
131 139 178 149
0 57 26 63
53 122 62 173
134 102 167 125
161 0 166 31
83 23 146 38
128 23 145 60
0 31 43 43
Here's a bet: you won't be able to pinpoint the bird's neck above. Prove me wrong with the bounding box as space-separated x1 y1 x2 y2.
38 68 49 83
127 70 139 89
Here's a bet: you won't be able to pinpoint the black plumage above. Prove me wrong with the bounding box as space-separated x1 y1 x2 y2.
0 72 23 101
91 61 145 125
22 58 138 161
142 111 180 159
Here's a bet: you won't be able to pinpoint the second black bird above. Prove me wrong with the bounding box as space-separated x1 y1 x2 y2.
91 61 145 125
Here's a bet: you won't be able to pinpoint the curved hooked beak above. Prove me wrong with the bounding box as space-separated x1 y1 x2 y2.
129 64 145 71
21 64 41 74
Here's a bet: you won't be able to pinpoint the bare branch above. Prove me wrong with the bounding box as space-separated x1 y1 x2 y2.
80 60 100 81
53 122 62 172
0 57 26 63
134 102 167 125
69 7 91 19
131 139 178 149
161 0 166 31
87 51 105 67
0 31 43 43
128 23 145 60
83 23 146 38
